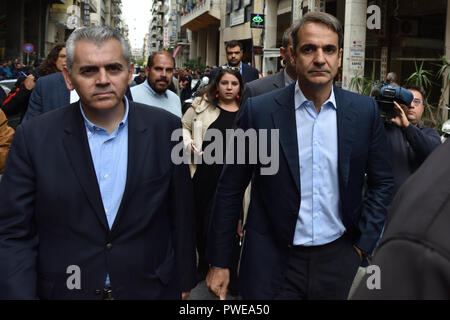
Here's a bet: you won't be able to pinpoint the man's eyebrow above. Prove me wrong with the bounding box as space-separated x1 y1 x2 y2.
79 65 98 71
105 62 124 68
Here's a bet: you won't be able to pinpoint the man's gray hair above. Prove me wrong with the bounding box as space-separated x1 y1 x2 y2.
291 12 343 54
66 26 131 74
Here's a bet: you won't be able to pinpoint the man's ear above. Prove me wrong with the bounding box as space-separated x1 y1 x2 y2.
279 46 286 60
62 67 74 90
338 48 343 68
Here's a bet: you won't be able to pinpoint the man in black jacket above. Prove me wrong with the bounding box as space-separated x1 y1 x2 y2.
384 85 441 195
352 140 450 299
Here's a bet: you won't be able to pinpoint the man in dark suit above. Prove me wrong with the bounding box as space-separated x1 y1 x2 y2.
352 141 450 299
242 26 297 103
209 40 260 83
0 26 196 300
206 12 393 300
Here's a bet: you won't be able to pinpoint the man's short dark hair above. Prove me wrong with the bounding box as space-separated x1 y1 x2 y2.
282 26 294 49
225 40 243 51
147 51 175 69
404 84 426 102
291 12 343 54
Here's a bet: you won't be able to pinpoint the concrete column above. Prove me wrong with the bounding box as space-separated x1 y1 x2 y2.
342 0 367 91
206 25 218 67
190 30 198 60
197 29 207 65
263 0 278 75
6 0 25 59
443 0 450 120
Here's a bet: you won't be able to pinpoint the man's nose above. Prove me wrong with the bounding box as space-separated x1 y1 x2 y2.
96 68 109 84
313 49 326 64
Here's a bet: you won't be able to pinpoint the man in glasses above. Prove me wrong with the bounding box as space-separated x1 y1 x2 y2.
386 85 441 195
209 40 260 83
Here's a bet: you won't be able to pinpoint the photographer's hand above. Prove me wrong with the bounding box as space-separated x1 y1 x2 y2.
391 101 410 128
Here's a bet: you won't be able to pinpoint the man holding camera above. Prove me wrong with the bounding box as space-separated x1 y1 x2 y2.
385 85 441 196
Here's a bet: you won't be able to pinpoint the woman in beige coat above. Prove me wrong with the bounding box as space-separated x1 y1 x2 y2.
182 68 244 292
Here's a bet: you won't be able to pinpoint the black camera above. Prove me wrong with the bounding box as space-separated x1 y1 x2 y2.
372 84 414 119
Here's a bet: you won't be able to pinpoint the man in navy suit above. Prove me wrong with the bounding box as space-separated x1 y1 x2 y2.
0 26 196 299
206 12 393 300
209 40 260 83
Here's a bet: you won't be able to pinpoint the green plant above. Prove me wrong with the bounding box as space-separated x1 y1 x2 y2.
349 71 376 96
405 61 433 89
435 56 450 122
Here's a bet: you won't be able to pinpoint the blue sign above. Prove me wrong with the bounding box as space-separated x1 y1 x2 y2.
23 43 34 54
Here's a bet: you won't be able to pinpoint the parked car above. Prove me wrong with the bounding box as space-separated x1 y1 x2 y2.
0 79 17 95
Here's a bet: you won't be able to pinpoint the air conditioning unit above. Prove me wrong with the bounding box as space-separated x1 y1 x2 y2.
396 19 419 37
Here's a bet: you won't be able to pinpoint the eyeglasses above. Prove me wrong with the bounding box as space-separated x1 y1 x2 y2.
411 99 422 106
221 65 240 71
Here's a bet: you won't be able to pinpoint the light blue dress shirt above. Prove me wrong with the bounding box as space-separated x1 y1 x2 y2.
130 80 182 118
293 82 346 246
79 97 129 286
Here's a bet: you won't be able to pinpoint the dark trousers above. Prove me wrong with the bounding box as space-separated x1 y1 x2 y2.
275 234 361 300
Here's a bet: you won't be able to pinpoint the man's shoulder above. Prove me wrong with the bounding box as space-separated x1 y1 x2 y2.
130 82 146 94
165 88 181 102
246 72 283 90
36 72 63 84
130 101 180 124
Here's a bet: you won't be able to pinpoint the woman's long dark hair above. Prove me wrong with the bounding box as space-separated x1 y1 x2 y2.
199 68 244 107
38 44 65 76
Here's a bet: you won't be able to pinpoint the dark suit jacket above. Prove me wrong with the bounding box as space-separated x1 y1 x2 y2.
23 72 133 122
207 83 394 299
242 70 285 104
353 141 450 299
0 102 196 299
210 63 260 84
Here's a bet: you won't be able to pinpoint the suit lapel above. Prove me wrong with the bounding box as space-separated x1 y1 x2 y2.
62 104 109 231
109 103 152 235
271 84 300 193
335 86 358 188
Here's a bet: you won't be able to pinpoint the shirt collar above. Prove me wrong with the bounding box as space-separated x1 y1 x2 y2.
294 81 337 111
79 95 130 133
144 79 168 98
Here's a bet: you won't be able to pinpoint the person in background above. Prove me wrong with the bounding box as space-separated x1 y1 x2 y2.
182 68 245 295
384 85 441 196
210 41 260 84
241 26 297 105
0 109 14 173
133 68 146 85
2 44 66 128
385 72 399 86
131 51 182 118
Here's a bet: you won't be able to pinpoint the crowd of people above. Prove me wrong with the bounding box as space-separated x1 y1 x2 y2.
0 11 447 301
